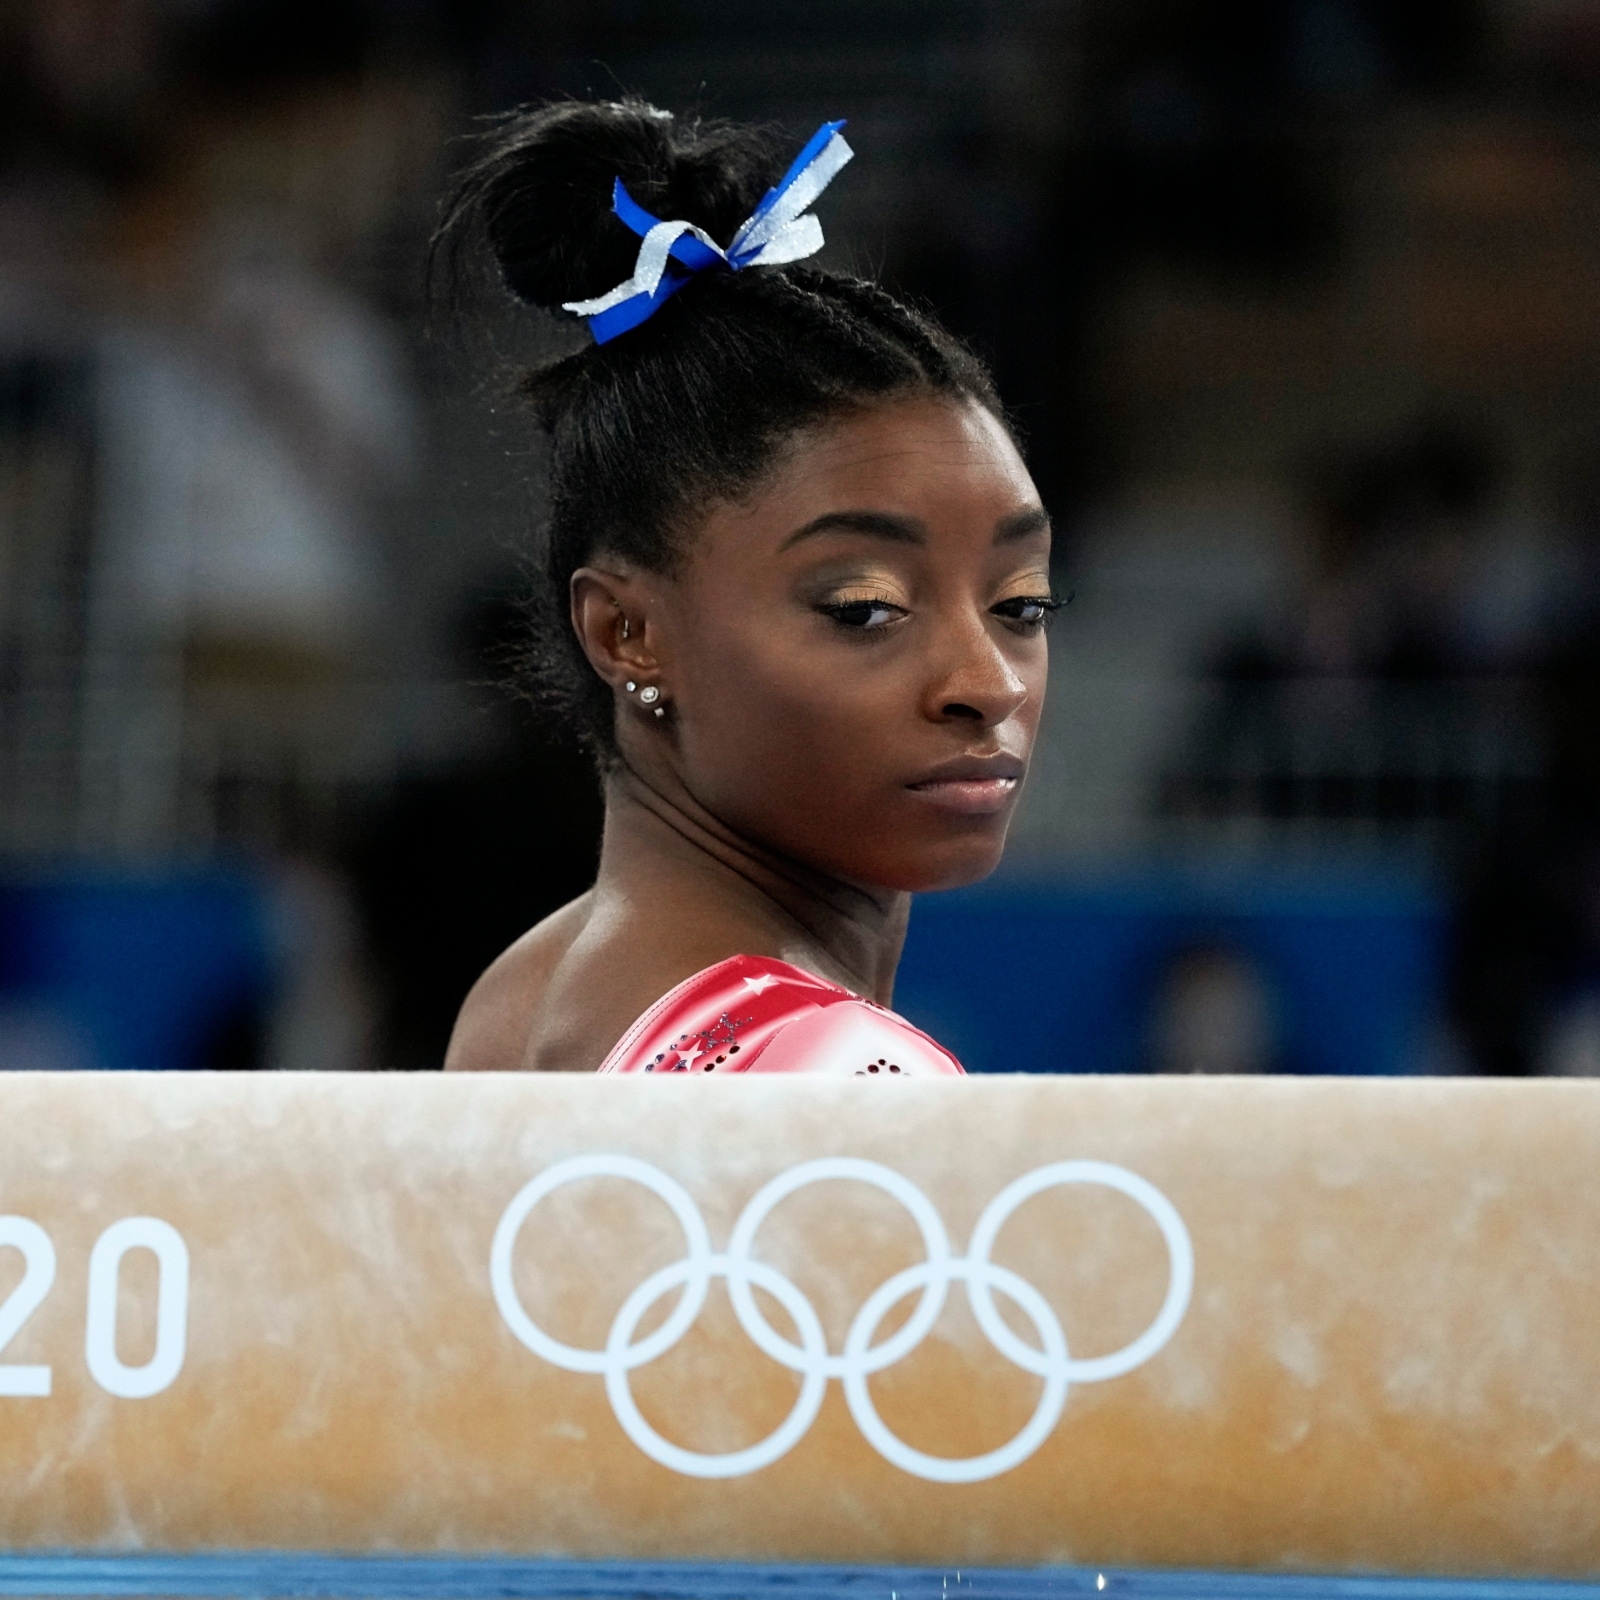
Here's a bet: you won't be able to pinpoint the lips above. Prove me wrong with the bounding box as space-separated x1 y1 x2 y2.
904 754 1026 817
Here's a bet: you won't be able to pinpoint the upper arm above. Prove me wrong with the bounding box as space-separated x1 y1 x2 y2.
443 943 540 1072
443 894 594 1072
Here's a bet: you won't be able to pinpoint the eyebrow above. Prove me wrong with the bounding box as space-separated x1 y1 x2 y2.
778 510 925 550
995 507 1052 544
778 505 1052 551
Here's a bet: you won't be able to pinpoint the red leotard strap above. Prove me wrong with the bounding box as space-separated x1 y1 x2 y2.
597 954 964 1076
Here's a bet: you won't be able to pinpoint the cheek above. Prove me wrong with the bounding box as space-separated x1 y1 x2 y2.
1019 649 1048 734
673 624 899 821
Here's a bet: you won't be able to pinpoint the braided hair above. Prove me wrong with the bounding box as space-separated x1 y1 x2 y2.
432 99 1005 755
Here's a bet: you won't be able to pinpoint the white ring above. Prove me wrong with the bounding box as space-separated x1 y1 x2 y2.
491 1155 1192 1482
725 1157 952 1379
491 1153 713 1374
965 1160 1194 1383
605 1255 830 1478
841 1259 1069 1483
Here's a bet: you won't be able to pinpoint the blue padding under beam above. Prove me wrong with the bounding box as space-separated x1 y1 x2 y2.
0 1557 1594 1600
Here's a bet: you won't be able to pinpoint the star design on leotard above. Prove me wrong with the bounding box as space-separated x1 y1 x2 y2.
742 974 779 996
678 1041 707 1067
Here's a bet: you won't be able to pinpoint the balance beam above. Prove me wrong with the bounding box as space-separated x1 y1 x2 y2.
0 1073 1595 1588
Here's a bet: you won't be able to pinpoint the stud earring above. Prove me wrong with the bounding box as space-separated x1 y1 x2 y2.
638 685 660 706
624 680 637 694
620 617 631 641
653 706 667 720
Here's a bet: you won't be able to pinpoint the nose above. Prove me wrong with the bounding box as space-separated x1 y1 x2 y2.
923 611 1031 728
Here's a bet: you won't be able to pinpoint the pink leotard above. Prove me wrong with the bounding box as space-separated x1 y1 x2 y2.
597 954 965 1076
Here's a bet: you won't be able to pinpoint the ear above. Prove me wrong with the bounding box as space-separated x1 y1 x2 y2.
570 566 660 689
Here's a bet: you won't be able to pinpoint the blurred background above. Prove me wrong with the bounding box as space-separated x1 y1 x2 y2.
2 0 1597 1076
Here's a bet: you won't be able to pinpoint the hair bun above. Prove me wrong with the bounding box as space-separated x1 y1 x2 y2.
436 99 787 315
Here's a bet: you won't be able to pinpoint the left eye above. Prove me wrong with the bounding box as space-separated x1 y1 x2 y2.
992 595 1056 626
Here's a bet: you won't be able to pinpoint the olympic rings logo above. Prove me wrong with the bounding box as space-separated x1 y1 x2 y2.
490 1155 1193 1484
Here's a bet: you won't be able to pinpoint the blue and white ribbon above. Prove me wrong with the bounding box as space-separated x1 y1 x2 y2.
562 120 853 344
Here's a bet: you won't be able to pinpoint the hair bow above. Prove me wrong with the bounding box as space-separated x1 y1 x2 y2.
562 120 852 344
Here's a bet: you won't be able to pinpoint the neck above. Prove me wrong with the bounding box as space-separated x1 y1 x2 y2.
595 760 910 1005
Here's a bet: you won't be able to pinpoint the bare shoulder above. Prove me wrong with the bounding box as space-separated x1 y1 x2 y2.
444 892 595 1072
446 876 799 1075
526 895 754 1074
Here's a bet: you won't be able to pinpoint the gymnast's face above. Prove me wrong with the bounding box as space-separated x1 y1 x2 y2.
588 393 1051 892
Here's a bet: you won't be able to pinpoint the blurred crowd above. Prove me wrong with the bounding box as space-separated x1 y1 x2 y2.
1163 420 1600 1075
2 0 1598 1075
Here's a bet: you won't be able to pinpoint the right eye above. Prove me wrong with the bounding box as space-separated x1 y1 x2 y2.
820 598 906 631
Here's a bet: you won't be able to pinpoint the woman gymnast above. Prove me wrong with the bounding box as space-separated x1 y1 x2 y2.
437 100 1055 1076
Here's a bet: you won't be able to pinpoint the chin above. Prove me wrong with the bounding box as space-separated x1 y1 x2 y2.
864 831 1011 894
